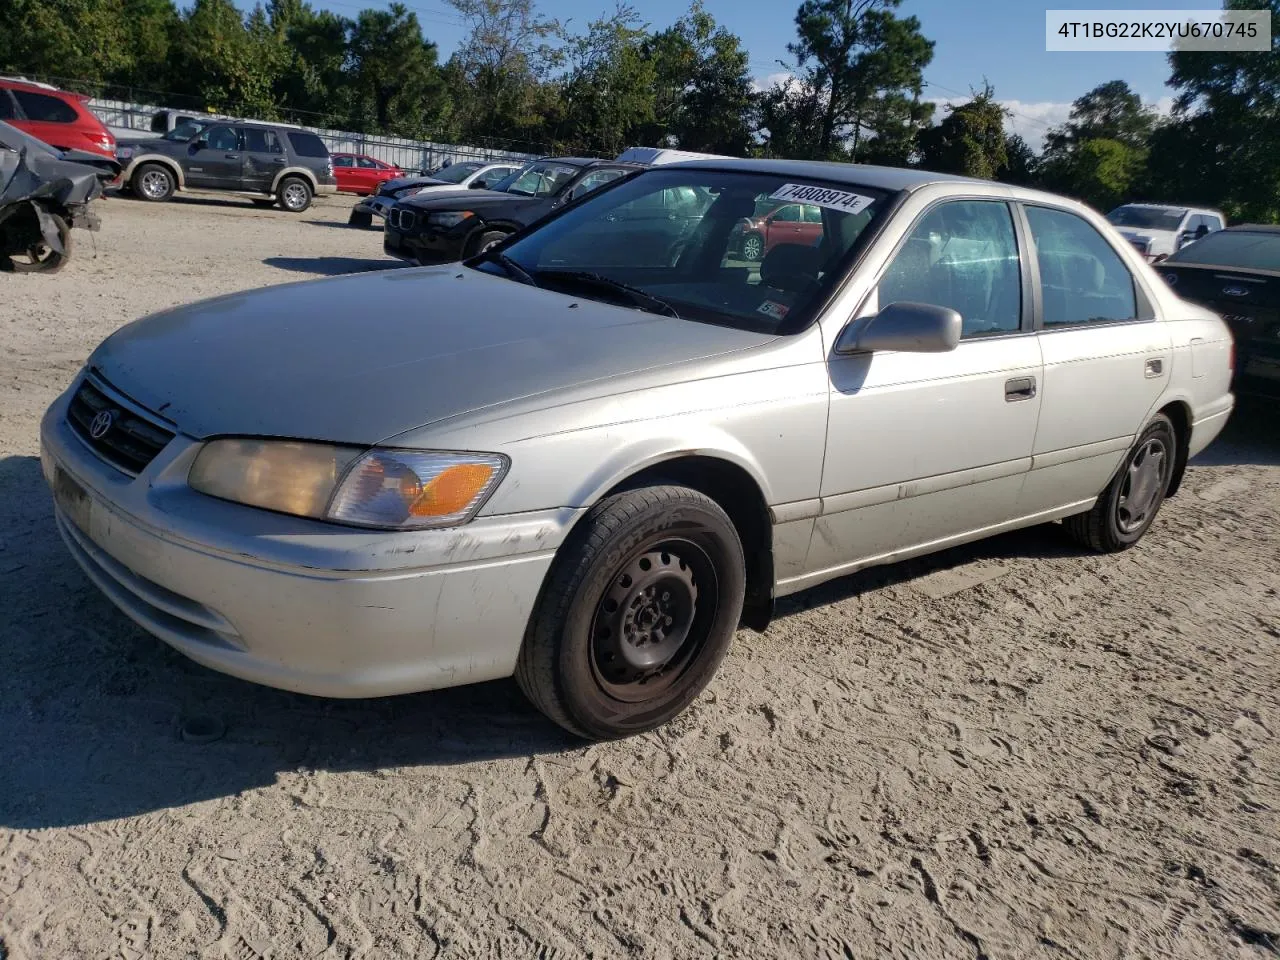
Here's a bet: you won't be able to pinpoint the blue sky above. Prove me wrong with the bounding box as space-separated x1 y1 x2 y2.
304 0 1213 145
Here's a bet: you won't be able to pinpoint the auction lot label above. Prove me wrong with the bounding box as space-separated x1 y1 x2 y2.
768 184 875 216
1046 9 1271 52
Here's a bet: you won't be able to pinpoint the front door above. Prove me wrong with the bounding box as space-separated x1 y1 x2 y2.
241 127 286 192
1018 202 1174 513
185 124 242 188
810 198 1043 578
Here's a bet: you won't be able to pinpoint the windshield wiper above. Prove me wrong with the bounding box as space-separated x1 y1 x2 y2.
477 250 538 286
537 270 680 319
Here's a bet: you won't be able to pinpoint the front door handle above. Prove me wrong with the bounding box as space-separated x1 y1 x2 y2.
272 157 287 164
1145 357 1164 378
1005 376 1037 401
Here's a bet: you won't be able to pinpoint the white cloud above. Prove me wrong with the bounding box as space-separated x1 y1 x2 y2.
752 71 801 94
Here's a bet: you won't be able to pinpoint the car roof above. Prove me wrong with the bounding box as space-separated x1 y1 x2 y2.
535 157 627 168
664 157 987 191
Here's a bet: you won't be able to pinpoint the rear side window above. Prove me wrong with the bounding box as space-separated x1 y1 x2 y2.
1025 206 1137 326
243 128 282 153
287 131 329 158
0 92 14 120
356 156 378 168
13 90 79 123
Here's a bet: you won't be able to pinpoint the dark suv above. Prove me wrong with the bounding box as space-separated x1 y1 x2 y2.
116 119 337 211
384 157 640 264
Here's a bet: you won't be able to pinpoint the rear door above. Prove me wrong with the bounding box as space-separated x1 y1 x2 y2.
354 156 383 194
1019 202 1173 513
241 127 286 192
185 124 242 188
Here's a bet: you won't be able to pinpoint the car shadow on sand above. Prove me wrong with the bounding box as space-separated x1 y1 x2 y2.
263 256 406 276
2 404 1276 827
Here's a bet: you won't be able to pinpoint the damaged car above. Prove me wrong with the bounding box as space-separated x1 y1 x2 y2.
1 119 113 273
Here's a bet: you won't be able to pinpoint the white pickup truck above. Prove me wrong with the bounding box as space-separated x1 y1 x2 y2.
1106 203 1226 262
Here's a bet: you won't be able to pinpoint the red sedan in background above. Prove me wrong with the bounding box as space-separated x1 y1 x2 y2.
331 153 402 195
736 201 823 261
0 77 115 159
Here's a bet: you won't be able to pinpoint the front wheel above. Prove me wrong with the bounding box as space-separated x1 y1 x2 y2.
131 163 175 202
277 177 312 212
516 485 746 740
470 229 509 257
741 232 764 262
1063 413 1176 552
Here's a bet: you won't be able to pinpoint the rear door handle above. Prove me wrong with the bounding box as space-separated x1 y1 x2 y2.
1145 357 1164 378
1005 376 1037 401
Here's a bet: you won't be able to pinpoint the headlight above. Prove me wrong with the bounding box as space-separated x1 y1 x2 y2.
426 210 474 228
116 146 134 160
188 439 508 530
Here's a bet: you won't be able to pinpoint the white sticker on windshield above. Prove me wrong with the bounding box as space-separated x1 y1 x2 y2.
768 183 874 215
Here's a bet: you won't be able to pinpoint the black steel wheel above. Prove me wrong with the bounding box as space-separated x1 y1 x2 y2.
516 485 745 740
1064 413 1176 552
2 211 70 273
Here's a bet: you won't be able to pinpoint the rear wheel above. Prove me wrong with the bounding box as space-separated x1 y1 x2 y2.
277 177 312 212
2 211 70 273
1064 413 1176 552
131 163 175 202
516 485 745 740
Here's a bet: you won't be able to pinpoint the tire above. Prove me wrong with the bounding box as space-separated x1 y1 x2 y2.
348 209 374 229
516 485 746 740
2 211 70 274
277 177 312 212
1063 413 1176 553
470 229 508 257
741 232 764 262
131 162 175 202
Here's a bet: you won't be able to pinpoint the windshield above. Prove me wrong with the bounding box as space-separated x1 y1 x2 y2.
164 120 211 141
492 161 580 198
1107 206 1186 231
1166 230 1280 270
432 161 483 184
485 168 891 334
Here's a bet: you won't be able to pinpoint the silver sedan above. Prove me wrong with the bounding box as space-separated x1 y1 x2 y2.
41 159 1235 739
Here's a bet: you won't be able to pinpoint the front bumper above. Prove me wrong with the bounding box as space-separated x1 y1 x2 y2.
383 221 469 264
40 383 578 698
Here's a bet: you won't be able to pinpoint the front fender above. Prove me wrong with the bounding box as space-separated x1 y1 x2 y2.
121 153 185 188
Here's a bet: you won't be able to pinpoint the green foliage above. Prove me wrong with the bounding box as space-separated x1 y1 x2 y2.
918 82 1007 179
555 6 655 155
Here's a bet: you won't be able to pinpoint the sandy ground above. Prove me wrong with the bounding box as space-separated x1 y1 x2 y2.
1 193 1279 960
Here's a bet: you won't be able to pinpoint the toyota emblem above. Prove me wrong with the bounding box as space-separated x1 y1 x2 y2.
88 410 115 439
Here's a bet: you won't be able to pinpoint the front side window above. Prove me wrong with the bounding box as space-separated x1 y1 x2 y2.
431 162 482 184
332 155 353 167
165 119 210 141
13 90 78 123
878 200 1022 338
0 92 14 120
568 168 625 200
204 126 240 152
356 156 378 168
1026 205 1137 326
492 169 891 335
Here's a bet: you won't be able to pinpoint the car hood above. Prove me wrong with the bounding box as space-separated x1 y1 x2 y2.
88 267 774 444
400 189 533 211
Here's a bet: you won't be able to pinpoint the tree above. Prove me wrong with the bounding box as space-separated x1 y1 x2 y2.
265 0 351 123
556 5 655 154
998 133 1038 186
918 82 1008 178
1048 137 1145 210
639 3 754 154
779 0 934 160
1153 0 1280 221
0 0 134 89
1043 79 1156 154
345 4 449 137
446 0 561 143
169 0 280 116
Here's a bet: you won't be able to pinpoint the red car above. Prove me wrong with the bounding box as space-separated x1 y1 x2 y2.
331 153 402 195
0 77 115 159
737 201 823 261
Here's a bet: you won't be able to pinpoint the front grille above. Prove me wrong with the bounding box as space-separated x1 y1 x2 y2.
66 375 175 475
389 208 414 230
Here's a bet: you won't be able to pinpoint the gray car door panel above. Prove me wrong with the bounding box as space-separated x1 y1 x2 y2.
240 127 286 192
1018 203 1174 514
805 199 1044 582
185 124 242 188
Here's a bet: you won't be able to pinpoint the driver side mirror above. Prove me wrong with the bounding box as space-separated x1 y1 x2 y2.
835 301 962 355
